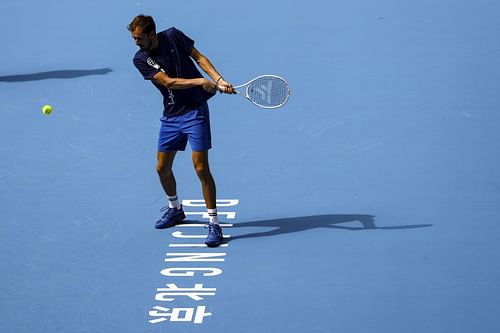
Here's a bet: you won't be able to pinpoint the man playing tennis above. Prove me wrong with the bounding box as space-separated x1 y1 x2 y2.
128 14 233 247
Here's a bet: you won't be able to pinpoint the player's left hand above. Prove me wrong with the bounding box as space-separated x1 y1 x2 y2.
217 79 235 94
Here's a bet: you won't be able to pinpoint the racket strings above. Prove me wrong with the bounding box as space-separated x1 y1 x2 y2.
247 77 290 108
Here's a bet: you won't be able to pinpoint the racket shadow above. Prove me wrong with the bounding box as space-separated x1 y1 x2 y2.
0 68 113 82
227 214 432 242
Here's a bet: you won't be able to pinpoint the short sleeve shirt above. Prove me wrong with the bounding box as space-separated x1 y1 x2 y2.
133 27 214 117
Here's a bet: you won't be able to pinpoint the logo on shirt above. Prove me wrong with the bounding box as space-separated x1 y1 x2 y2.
147 57 176 105
167 89 175 105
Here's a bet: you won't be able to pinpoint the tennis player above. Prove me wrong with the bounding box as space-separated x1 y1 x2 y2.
128 14 233 247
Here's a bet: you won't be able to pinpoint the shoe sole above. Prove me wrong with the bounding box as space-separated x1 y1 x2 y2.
205 238 223 247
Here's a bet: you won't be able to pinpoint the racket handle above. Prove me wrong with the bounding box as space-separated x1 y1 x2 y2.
216 85 236 94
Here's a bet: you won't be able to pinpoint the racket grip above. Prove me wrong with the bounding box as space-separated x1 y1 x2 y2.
217 85 237 94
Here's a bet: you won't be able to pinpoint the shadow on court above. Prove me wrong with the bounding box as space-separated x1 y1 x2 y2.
0 68 113 82
228 215 432 242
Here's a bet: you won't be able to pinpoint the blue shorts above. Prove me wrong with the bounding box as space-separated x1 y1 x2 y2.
158 103 212 152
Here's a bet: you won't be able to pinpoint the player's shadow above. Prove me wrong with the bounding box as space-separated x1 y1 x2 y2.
0 68 113 82
227 214 432 242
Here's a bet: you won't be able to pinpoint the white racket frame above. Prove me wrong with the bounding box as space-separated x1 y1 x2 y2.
227 74 291 109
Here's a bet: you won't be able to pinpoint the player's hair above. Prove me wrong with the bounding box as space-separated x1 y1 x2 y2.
127 14 156 34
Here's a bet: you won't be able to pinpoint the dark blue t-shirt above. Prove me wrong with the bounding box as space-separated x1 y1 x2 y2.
133 27 214 117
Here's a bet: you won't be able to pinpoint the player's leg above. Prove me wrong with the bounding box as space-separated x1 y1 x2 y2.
192 150 216 209
183 103 216 214
155 115 189 229
192 150 223 247
155 151 186 229
184 103 223 246
157 150 177 197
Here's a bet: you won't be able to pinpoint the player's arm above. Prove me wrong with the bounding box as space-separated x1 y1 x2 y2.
191 47 234 94
152 70 216 92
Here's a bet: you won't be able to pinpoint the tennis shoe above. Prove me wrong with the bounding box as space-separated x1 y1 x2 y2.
205 223 223 247
155 206 185 229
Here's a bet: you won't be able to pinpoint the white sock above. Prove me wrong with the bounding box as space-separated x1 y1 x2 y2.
208 208 218 224
168 195 181 210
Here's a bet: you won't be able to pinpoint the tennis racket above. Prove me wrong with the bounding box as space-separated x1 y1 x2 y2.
221 75 291 109
147 58 291 109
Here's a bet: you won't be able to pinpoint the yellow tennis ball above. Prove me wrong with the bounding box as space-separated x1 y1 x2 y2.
42 104 52 115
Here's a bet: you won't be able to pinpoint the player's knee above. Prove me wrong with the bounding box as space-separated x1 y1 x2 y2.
194 162 210 179
156 162 172 176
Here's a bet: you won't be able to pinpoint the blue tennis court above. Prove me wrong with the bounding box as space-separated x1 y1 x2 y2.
2 0 500 332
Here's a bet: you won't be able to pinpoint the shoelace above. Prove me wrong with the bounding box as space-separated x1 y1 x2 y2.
204 223 222 237
160 206 176 218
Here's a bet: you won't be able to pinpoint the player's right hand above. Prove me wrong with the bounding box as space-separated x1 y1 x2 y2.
217 79 235 94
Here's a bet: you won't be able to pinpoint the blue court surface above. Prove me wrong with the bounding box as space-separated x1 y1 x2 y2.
2 1 500 332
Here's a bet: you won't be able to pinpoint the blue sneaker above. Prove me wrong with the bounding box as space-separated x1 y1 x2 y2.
205 223 224 247
155 206 185 229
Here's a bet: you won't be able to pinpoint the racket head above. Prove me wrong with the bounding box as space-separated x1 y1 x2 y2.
243 75 291 109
